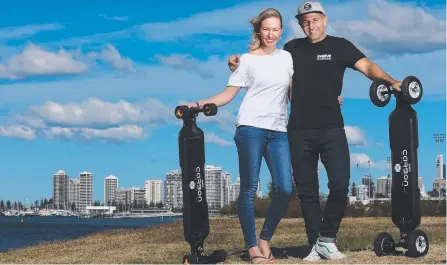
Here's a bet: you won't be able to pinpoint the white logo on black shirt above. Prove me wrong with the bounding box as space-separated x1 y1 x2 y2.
317 54 331 60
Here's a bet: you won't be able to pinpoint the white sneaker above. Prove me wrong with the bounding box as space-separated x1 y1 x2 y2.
315 240 346 260
303 245 321 261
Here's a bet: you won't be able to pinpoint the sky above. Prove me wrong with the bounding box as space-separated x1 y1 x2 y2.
0 0 445 203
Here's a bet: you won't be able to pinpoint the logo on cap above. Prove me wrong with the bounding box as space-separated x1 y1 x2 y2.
304 3 312 10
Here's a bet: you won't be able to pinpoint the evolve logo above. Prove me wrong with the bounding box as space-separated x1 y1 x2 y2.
317 54 331 60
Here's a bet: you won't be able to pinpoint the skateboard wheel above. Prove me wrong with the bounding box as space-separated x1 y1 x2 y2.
373 232 395 256
369 79 391 107
406 229 429 257
401 76 423 105
175 106 190 119
183 254 198 264
203 103 218 116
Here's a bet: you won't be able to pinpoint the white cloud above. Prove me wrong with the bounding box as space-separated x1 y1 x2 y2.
351 153 388 169
32 97 171 128
98 14 129 22
205 132 233 146
0 125 36 140
345 126 366 146
0 24 63 40
2 97 172 143
329 0 446 55
153 54 214 79
44 125 147 143
88 44 135 72
0 43 88 79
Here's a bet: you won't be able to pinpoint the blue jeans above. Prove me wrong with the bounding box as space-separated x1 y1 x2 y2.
234 125 293 249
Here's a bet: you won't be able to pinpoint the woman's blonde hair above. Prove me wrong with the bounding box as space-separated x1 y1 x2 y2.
248 8 283 51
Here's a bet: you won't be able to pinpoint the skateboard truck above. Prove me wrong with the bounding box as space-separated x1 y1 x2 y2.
369 76 429 258
174 103 227 264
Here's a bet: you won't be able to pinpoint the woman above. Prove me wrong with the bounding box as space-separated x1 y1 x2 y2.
184 8 341 264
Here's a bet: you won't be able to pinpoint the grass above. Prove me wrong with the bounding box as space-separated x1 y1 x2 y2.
0 217 445 264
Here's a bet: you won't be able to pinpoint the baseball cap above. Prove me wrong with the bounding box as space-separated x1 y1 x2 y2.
296 1 326 19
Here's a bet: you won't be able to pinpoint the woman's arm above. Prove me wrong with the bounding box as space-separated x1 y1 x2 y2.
185 86 241 108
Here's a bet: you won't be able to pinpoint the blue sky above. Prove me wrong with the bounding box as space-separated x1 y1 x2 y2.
0 0 445 203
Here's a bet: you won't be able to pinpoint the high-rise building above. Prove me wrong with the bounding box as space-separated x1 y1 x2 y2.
79 171 93 213
69 178 80 211
436 154 444 179
418 176 425 194
228 177 240 203
356 184 368 200
53 170 69 210
376 175 392 198
362 174 373 199
204 165 231 209
104 175 118 206
164 170 183 210
145 180 163 206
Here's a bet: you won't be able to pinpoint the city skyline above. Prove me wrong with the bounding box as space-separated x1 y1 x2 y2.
0 0 445 202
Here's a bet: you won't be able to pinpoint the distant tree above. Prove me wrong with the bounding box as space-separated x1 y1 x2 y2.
427 189 439 198
40 199 44 208
34 200 39 209
44 198 48 208
156 202 163 208
350 182 357 197
149 202 155 208
71 202 76 212
6 200 11 210
0 200 4 211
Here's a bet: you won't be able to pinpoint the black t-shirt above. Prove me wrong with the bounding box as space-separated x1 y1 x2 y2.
284 35 366 129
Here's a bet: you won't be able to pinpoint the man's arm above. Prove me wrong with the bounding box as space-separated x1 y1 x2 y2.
354 58 402 91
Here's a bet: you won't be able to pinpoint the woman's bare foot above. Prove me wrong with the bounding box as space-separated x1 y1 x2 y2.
258 238 275 260
248 246 275 264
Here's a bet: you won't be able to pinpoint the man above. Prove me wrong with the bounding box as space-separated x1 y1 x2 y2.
228 0 402 261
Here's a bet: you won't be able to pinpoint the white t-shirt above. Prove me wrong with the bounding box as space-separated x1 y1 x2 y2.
227 49 293 132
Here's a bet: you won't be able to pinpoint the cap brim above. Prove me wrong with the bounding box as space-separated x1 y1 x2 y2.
295 11 325 19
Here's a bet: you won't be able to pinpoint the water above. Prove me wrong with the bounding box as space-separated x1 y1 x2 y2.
0 216 182 252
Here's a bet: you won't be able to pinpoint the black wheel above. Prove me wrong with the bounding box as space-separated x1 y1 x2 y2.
183 254 198 264
374 232 395 256
203 103 218 116
369 79 391 107
406 229 429 257
401 76 423 105
175 106 190 119
210 249 228 263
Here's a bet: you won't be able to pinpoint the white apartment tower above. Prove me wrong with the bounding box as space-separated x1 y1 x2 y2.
53 170 69 210
164 170 183 210
79 171 93 213
377 175 392 198
104 175 118 206
228 177 240 204
436 154 444 179
69 178 80 211
145 180 163 206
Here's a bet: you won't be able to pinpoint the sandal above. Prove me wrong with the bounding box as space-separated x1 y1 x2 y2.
249 255 276 264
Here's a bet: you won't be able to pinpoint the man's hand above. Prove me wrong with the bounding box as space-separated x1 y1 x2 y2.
228 54 240 72
391 81 402 92
338 96 343 106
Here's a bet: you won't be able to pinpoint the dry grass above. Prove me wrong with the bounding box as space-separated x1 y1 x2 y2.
0 217 445 264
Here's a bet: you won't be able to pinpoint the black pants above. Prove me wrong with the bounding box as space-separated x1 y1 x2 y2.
288 126 351 245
